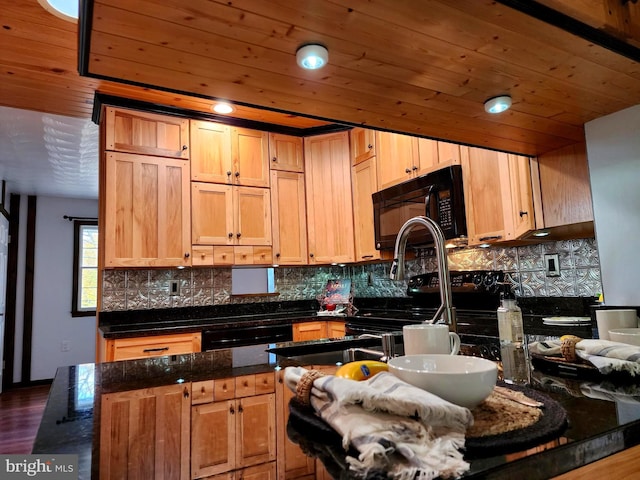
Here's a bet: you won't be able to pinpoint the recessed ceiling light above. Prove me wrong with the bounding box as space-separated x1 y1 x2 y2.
296 44 329 70
212 102 235 114
484 95 512 114
38 0 78 22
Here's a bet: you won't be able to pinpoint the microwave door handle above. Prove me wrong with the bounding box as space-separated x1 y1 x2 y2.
424 185 436 219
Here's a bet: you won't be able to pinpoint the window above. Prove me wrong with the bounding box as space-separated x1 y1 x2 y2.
72 221 98 316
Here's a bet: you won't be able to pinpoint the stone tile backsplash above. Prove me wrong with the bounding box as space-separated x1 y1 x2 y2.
101 238 602 311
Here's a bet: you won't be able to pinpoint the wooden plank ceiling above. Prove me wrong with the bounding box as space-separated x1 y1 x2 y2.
2 0 640 155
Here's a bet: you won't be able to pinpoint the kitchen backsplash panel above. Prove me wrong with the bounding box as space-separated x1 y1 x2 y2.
101 238 602 311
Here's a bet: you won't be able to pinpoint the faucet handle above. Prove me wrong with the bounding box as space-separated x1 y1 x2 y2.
381 333 396 360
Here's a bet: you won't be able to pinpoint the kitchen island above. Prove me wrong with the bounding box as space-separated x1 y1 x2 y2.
32 339 640 479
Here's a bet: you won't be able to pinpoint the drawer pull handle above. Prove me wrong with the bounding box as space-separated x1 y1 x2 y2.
143 347 170 353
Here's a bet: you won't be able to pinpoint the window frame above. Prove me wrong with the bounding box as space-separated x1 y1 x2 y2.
72 220 98 317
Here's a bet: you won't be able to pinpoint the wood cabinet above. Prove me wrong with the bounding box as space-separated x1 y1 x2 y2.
304 132 355 264
104 106 190 159
551 444 640 480
462 147 536 245
350 127 376 165
376 131 420 189
461 147 515 246
100 383 191 480
351 158 381 261
190 120 270 187
436 141 462 165
191 373 276 479
104 332 202 362
102 151 191 267
269 133 304 172
192 183 272 246
292 321 345 341
531 141 594 231
270 170 308 265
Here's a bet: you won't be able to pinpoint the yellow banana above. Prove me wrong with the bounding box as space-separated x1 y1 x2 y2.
335 360 388 381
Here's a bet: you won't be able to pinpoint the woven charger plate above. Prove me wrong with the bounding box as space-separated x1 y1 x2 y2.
464 381 568 458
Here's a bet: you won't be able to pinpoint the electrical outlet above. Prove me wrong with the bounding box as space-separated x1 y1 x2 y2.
544 254 560 277
169 280 180 296
61 340 71 352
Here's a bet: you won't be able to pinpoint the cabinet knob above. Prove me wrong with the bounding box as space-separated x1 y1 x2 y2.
309 253 314 258
184 252 190 258
519 210 528 217
272 156 277 162
412 165 418 171
238 404 243 413
235 171 240 177
228 232 233 238
405 168 412 174
227 171 232 177
200 253 206 259
230 405 235 414
183 386 189 398
236 232 241 238
276 253 281 258
182 145 188 151
367 144 373 149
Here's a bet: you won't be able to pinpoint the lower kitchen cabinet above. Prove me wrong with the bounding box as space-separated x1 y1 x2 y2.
292 321 345 342
191 374 276 479
200 462 277 480
100 383 191 480
104 332 202 362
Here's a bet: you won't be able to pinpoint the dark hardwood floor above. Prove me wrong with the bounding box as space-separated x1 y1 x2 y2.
0 384 50 454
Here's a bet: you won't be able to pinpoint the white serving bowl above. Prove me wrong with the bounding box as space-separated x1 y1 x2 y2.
387 354 498 408
609 328 640 346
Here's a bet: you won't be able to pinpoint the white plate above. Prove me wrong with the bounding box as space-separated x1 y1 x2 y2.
543 316 591 326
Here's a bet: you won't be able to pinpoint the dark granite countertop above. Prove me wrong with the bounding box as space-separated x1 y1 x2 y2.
32 337 640 480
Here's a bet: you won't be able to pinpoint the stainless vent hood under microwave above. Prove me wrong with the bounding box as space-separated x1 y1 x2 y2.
372 165 467 250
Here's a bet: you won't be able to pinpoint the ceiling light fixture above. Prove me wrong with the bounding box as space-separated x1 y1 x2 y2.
212 102 235 114
296 44 329 70
38 0 78 22
484 95 512 114
533 230 551 237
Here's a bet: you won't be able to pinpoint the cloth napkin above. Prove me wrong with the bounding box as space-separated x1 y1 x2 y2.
284 366 474 480
529 338 640 376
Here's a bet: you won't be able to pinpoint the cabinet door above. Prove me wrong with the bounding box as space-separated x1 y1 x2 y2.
376 131 419 189
461 147 513 246
192 182 234 245
105 107 189 159
352 158 381 261
508 154 536 238
437 141 461 165
415 137 439 174
275 370 315 480
292 322 328 342
100 384 191 480
103 152 191 267
191 120 232 184
231 127 270 187
270 171 308 265
327 321 346 338
235 187 272 246
350 127 376 165
236 394 276 468
269 133 304 172
304 132 355 264
192 400 237 478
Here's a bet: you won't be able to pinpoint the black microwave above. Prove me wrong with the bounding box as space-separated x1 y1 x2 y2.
372 165 467 249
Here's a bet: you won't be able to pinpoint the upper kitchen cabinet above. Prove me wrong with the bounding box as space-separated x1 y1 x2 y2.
531 142 594 235
437 141 462 165
231 127 270 187
350 127 376 165
376 131 420 189
190 120 232 184
270 170 308 265
102 151 191 268
190 121 270 187
461 147 515 246
268 133 304 172
508 154 536 239
352 157 381 261
104 106 189 159
304 132 355 264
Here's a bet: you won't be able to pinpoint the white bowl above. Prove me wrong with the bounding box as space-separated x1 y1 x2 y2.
609 328 640 346
387 354 498 408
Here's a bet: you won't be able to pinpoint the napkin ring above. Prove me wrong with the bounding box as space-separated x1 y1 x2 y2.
296 370 325 406
561 335 581 362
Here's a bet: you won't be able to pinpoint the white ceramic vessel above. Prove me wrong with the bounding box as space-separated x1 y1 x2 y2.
608 328 640 346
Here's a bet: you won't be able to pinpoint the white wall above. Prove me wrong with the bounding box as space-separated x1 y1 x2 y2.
29 196 98 380
585 104 640 305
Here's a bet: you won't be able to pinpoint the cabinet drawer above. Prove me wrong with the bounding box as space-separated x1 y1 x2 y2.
233 246 273 265
192 246 214 266
106 332 201 362
214 246 235 265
